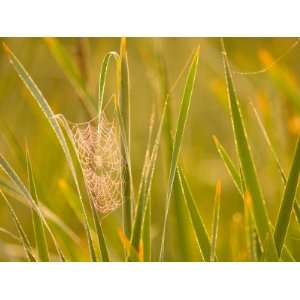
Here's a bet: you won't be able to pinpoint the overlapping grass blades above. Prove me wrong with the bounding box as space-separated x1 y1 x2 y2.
3 43 96 261
0 152 65 261
274 137 300 256
159 47 200 261
156 49 191 260
222 45 273 250
178 168 211 261
26 148 49 262
129 101 167 261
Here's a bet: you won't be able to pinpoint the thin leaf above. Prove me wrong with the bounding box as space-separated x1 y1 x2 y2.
98 51 119 115
3 43 95 261
274 137 300 256
90 202 110 262
25 147 49 262
159 47 200 261
178 168 211 261
210 180 221 261
213 136 243 196
119 38 133 239
222 44 273 249
0 190 36 262
157 50 190 260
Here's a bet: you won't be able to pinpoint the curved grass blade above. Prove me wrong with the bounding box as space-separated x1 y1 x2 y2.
3 43 94 261
159 47 200 261
25 147 49 262
274 137 300 256
222 44 273 249
44 38 95 117
210 180 221 262
119 38 133 239
0 190 36 262
129 101 167 261
178 168 211 261
251 103 300 224
98 51 119 115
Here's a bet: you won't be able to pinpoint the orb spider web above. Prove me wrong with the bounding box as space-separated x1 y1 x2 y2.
69 113 123 215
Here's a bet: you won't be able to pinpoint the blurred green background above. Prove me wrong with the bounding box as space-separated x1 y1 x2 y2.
0 37 300 261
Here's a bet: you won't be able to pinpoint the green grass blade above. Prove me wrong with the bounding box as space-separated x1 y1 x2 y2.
251 103 300 224
90 202 110 262
139 110 156 262
156 50 191 260
222 45 272 247
210 181 221 262
129 101 167 261
213 136 243 196
0 191 36 262
159 47 200 261
142 202 151 261
3 43 95 261
274 137 300 256
44 38 95 117
119 38 133 239
178 168 211 261
25 148 49 262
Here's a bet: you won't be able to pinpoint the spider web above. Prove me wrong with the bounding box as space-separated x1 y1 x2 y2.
70 114 123 215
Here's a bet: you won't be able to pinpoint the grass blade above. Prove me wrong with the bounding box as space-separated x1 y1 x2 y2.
222 44 273 248
213 136 243 196
90 202 109 262
156 50 191 260
0 190 36 262
178 168 211 261
119 38 133 239
251 103 300 224
3 43 95 261
25 147 49 262
274 137 300 256
98 51 119 115
138 109 156 262
129 101 167 261
210 180 221 261
159 47 200 261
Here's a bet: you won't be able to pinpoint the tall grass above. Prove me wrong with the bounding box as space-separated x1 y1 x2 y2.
0 38 299 262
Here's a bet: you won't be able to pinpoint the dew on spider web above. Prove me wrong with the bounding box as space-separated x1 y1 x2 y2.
71 113 123 215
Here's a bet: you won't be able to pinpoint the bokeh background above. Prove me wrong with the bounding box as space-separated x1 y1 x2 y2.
0 37 300 261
